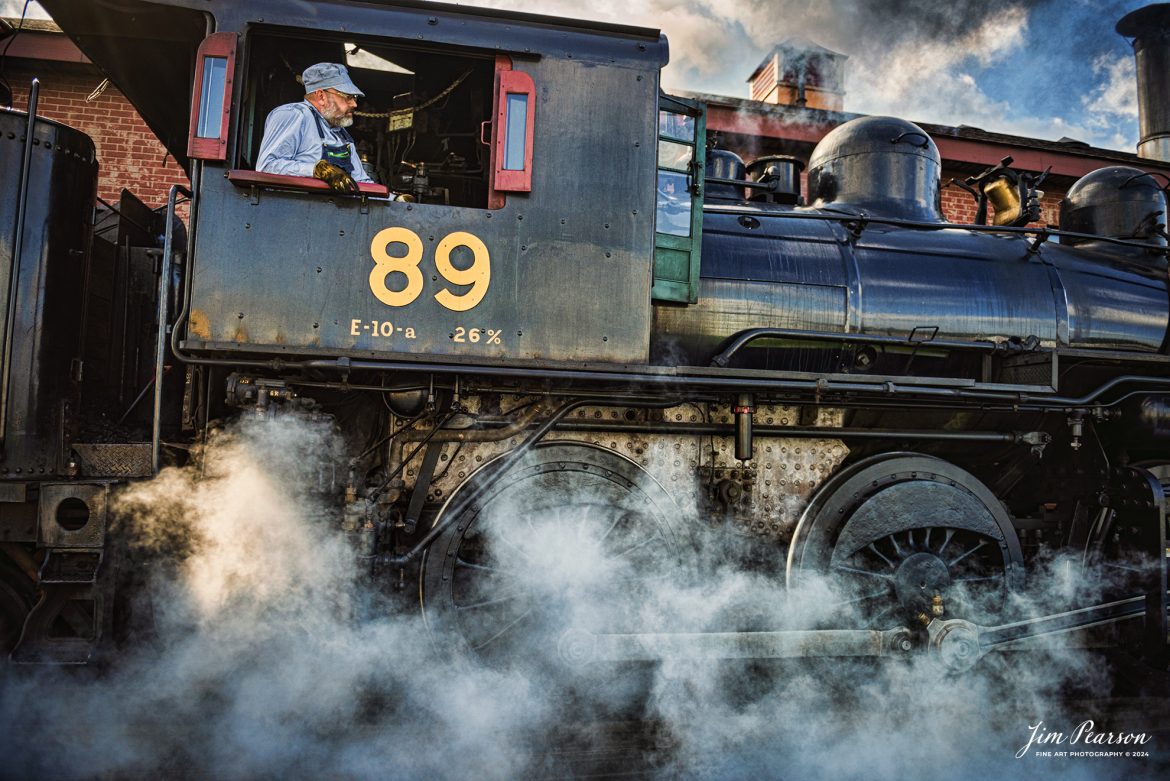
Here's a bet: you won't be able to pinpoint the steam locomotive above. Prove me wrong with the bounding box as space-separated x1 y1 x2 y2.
2 0 1168 674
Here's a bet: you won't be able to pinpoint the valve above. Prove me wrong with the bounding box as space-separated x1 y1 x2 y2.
1067 411 1085 450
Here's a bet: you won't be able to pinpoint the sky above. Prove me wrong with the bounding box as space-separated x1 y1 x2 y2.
0 0 1153 151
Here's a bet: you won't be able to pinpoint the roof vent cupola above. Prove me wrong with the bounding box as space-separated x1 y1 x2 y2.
747 38 847 112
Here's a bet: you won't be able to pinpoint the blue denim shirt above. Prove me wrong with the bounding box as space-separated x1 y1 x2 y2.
255 101 373 182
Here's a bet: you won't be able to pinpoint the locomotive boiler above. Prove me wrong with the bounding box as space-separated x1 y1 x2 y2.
656 117 1170 374
1 0 1168 676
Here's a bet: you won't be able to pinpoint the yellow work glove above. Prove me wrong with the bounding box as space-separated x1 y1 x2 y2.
313 160 359 193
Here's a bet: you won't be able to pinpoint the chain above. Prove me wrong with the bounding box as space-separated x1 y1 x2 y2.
354 69 473 119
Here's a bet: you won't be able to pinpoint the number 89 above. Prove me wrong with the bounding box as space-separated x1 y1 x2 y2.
369 227 491 313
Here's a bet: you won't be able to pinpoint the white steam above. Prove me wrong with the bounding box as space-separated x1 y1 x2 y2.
0 414 1162 779
0 1 51 20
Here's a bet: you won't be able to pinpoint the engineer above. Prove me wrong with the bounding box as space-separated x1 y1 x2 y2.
256 62 373 192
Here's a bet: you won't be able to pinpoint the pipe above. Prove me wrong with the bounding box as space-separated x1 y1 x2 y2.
709 326 1033 368
399 399 548 442
0 79 40 448
734 392 754 461
551 420 1028 444
169 162 202 363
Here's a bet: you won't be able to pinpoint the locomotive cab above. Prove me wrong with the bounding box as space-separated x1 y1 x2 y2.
46 0 706 371
226 4 700 368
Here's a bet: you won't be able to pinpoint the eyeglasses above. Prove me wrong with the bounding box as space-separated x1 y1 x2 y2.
327 88 359 103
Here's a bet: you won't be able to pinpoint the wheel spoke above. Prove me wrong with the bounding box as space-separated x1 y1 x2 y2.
866 543 896 569
889 535 904 557
609 530 663 561
471 607 533 651
924 527 932 550
937 528 955 556
598 511 626 544
837 589 892 606
947 539 988 568
833 564 894 581
952 574 1003 583
455 591 525 611
616 572 670 583
868 604 896 626
455 557 517 578
491 529 533 562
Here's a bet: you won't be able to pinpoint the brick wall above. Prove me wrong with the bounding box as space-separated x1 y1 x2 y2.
790 168 1065 226
9 65 189 208
941 167 1065 227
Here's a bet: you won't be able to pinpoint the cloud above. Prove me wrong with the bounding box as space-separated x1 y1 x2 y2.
458 0 1140 150
843 8 1029 116
1083 52 1138 119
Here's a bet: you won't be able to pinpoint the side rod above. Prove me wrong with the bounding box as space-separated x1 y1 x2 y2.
559 595 1155 668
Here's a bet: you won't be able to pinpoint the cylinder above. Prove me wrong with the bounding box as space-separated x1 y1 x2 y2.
1117 5 1170 162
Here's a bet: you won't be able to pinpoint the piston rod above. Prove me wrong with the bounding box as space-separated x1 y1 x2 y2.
560 595 1153 670
557 627 912 664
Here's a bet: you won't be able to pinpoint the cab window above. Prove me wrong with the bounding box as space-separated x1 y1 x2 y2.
652 95 705 304
239 30 510 208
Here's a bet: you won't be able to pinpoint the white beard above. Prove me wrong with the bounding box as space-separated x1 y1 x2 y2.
320 104 354 128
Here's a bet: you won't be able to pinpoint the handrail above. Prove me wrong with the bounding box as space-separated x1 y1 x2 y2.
703 203 1170 254
153 184 192 474
710 327 1044 368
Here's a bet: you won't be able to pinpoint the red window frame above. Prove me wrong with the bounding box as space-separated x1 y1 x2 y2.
491 63 536 194
187 32 238 161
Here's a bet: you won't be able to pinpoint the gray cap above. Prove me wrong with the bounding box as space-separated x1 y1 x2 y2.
302 62 364 97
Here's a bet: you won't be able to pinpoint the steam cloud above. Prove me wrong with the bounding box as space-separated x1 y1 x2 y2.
0 414 1165 779
462 0 1142 150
